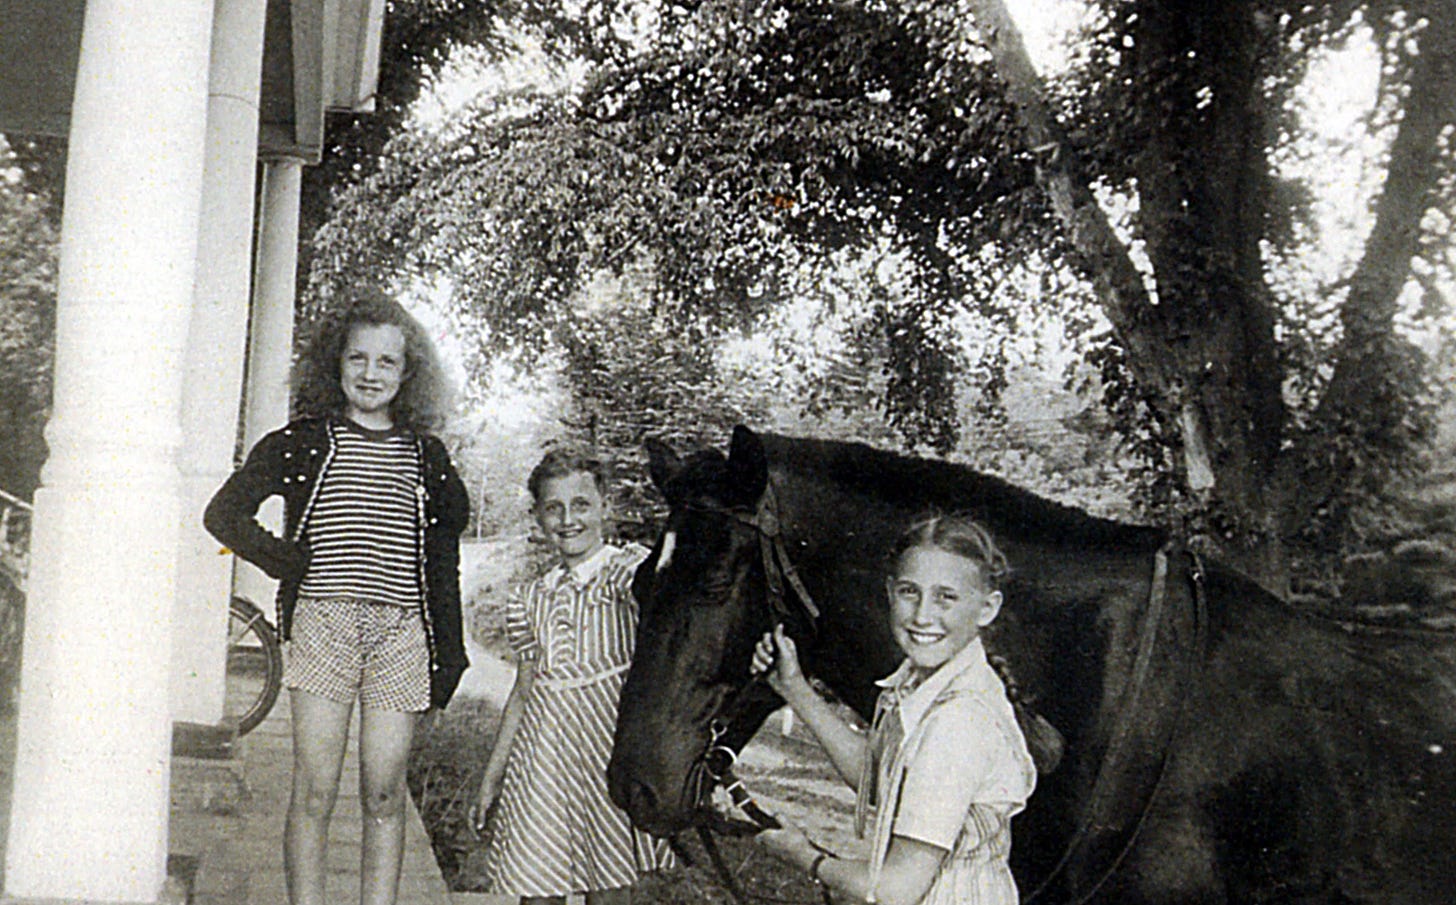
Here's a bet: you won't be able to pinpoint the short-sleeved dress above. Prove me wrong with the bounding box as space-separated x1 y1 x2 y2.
483 543 674 895
856 637 1036 905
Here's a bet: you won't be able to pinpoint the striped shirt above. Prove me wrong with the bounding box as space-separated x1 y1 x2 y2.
298 421 422 608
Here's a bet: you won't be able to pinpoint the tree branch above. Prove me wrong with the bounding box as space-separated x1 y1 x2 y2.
965 0 1215 491
1275 10 1456 537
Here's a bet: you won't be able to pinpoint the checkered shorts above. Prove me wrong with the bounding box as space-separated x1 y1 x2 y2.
284 597 431 712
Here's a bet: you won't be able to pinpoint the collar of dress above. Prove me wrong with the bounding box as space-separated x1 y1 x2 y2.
550 543 616 587
874 636 1001 734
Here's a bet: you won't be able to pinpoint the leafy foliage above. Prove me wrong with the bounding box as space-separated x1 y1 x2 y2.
313 0 1060 456
309 0 1455 598
938 0 1456 591
303 0 703 248
0 149 57 501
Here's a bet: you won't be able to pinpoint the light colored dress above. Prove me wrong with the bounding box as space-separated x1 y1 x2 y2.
856 637 1036 905
483 543 674 895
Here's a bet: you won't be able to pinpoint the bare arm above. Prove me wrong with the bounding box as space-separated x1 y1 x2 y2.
202 429 310 581
470 657 537 831
758 821 946 905
752 625 867 789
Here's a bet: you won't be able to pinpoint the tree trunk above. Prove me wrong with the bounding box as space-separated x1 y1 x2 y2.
969 0 1453 597
964 0 1184 432
1127 1 1289 591
1272 8 1456 537
967 0 1291 593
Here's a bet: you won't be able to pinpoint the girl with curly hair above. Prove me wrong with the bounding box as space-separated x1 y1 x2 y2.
205 287 470 905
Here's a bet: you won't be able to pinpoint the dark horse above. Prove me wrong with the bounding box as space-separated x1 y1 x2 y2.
608 426 1456 904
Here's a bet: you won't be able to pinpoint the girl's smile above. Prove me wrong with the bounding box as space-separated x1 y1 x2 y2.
534 471 607 567
888 547 1002 675
340 323 406 429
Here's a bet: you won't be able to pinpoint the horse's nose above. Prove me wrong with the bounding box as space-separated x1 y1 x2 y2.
614 777 673 834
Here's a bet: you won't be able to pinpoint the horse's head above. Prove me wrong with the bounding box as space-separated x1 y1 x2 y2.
608 426 802 836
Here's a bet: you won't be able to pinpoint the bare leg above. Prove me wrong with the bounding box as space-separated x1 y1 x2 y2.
359 705 421 905
286 690 354 905
586 887 633 905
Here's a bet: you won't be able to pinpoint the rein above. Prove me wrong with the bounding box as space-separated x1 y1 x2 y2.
692 715 837 905
1024 547 1209 904
685 482 829 905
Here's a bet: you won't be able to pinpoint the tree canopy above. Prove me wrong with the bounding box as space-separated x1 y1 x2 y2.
307 0 1455 598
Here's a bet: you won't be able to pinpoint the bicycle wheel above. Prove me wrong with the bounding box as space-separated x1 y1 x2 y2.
225 596 283 736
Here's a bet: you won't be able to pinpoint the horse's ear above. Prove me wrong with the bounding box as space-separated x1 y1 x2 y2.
645 437 683 497
726 425 769 507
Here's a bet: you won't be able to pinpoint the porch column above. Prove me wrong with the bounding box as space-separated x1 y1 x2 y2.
4 1 214 900
172 0 268 724
233 154 305 610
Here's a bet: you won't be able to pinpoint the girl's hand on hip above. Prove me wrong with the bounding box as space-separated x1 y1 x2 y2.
750 624 807 698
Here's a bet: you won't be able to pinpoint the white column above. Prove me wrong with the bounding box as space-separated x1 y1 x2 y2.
4 1 214 900
233 155 304 609
172 0 268 724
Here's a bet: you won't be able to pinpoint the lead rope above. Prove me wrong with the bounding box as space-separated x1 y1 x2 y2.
694 691 838 905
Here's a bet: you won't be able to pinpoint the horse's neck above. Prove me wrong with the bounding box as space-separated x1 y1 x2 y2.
766 473 895 719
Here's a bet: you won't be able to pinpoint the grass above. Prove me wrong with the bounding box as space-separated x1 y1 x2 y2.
407 696 500 885
406 694 856 903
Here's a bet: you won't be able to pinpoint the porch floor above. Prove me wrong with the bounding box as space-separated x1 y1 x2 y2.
170 697 452 905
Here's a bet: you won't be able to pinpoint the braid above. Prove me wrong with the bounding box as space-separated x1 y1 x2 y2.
985 637 1064 776
987 650 1023 706
891 513 1065 775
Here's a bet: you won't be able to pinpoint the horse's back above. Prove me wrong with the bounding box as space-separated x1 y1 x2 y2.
1143 568 1456 903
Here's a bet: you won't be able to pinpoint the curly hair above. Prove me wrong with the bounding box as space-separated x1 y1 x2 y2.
290 287 452 433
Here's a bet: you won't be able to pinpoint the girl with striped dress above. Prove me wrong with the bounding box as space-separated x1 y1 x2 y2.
471 449 673 905
205 289 469 905
749 516 1036 905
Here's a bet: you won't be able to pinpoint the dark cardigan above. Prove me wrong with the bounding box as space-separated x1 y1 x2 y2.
204 416 470 709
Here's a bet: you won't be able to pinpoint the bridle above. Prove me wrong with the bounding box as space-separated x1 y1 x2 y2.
666 484 1211 905
671 481 829 904
684 481 820 816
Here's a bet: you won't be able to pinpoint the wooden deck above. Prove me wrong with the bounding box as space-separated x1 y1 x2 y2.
169 699 453 905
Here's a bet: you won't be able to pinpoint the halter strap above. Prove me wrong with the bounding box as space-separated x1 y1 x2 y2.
686 482 823 747
718 482 820 624
1025 547 1208 904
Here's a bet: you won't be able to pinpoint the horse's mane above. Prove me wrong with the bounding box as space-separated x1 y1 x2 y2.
761 432 1165 553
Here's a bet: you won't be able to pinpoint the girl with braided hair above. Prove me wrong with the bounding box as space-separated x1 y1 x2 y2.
750 514 1037 905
